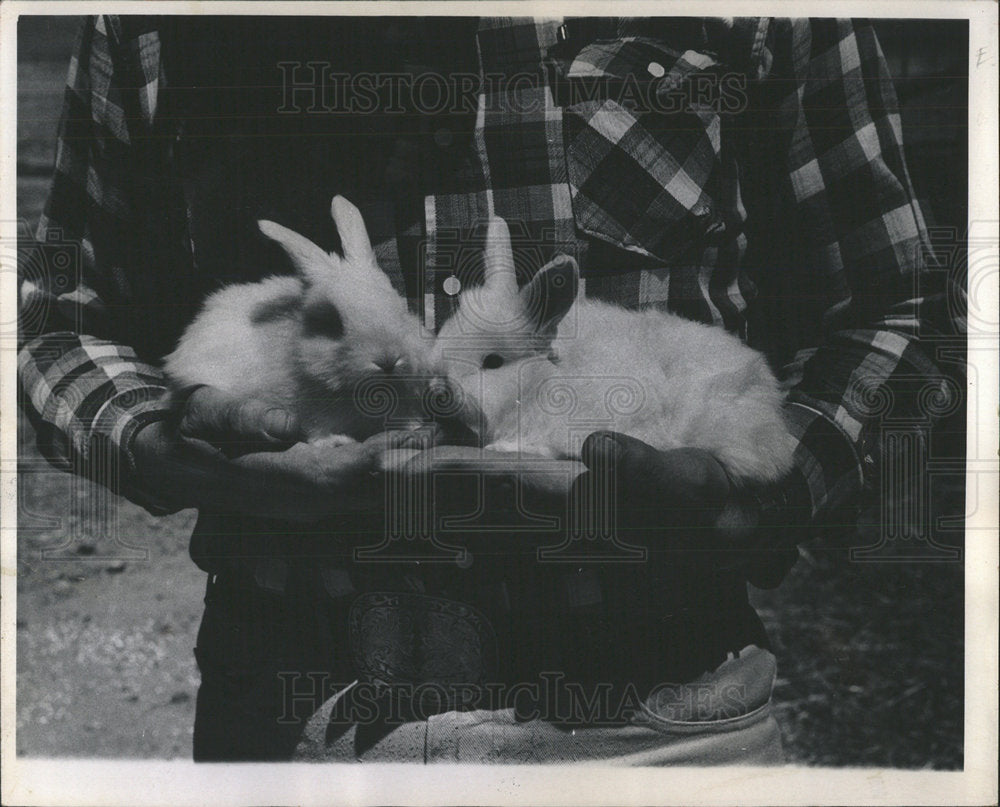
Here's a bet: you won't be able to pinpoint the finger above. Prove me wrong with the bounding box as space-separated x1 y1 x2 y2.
361 427 441 455
651 448 731 506
394 444 477 477
378 447 425 472
581 432 729 507
231 440 385 519
180 387 302 451
581 431 634 475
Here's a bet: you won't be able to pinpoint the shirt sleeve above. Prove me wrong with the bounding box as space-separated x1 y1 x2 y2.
757 18 965 525
18 16 181 512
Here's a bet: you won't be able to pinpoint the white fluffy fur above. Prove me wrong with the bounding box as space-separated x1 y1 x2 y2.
165 274 303 402
164 196 438 442
435 219 796 486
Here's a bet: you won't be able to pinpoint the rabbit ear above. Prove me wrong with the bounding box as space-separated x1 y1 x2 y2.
483 217 518 296
330 196 377 269
519 254 579 334
258 219 336 285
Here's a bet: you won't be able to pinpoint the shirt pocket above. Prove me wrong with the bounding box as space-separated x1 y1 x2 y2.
553 39 733 264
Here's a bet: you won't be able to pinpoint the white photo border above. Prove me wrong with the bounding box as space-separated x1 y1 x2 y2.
1 2 996 805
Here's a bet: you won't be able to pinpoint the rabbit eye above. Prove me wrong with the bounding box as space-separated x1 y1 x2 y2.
482 353 505 370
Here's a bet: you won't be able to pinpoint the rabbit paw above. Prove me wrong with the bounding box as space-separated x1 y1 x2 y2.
309 434 358 450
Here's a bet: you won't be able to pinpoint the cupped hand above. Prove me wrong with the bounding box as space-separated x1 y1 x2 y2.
578 431 738 533
131 386 431 522
575 431 802 585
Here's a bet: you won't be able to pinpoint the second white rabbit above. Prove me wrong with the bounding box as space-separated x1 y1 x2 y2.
434 218 796 487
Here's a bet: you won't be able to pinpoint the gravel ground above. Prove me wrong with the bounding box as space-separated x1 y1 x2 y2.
16 544 203 758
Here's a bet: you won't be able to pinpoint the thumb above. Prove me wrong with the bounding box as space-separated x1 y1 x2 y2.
581 431 655 480
581 431 730 508
180 386 302 450
242 401 301 444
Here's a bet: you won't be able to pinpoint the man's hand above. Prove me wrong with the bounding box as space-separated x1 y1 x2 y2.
131 386 427 522
576 431 802 586
578 431 744 536
173 385 305 456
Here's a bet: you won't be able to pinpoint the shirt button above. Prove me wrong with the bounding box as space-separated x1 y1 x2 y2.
647 61 666 78
442 275 462 296
434 127 453 148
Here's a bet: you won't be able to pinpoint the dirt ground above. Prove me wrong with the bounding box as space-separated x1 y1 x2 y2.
13 16 966 768
15 505 203 759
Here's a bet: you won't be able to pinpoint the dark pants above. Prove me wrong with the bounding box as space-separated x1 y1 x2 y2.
192 570 353 762
191 560 771 762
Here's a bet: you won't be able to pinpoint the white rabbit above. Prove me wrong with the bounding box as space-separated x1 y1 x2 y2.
165 196 442 445
434 218 796 487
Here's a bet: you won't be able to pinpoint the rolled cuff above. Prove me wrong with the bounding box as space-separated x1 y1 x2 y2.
782 400 866 522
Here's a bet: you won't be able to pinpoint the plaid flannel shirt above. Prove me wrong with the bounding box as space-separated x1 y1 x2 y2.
19 15 962 531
